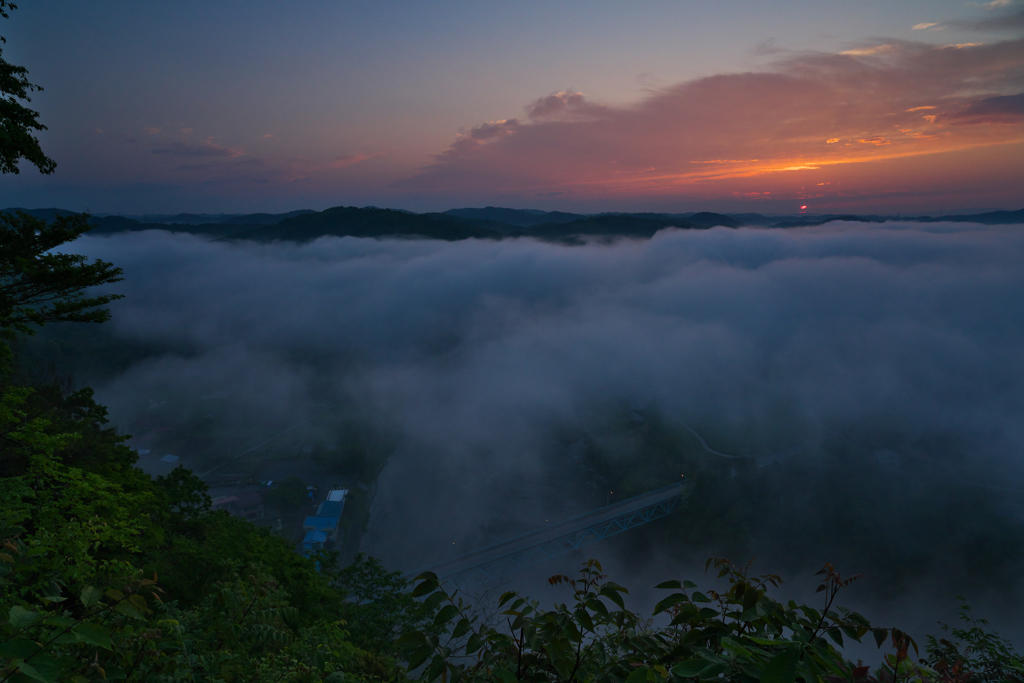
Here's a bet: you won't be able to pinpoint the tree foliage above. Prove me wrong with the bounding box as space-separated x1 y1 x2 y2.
0 211 123 338
401 559 1023 683
0 1 56 175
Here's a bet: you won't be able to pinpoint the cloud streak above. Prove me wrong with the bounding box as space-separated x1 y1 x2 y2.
396 35 1024 209
152 140 245 158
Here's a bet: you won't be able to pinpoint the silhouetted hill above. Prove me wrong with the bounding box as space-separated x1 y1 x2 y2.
84 216 254 237
444 207 583 227
768 210 1024 228
687 212 742 228
915 208 1024 225
727 213 773 225
590 212 739 228
771 215 886 228
6 205 1021 244
228 206 503 242
126 213 236 225
422 212 518 234
1 207 82 222
219 210 317 225
520 215 694 240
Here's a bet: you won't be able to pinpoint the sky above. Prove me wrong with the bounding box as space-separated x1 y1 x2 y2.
2 0 1023 214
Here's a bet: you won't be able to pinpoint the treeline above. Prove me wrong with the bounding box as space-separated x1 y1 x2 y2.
7 205 1024 248
3 211 1024 683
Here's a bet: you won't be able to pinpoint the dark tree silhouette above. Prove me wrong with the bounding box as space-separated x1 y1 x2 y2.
0 1 55 175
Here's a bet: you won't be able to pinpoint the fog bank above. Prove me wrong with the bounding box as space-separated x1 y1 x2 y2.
58 222 1024 635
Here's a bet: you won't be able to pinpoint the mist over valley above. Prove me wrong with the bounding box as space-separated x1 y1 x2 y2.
19 217 1024 642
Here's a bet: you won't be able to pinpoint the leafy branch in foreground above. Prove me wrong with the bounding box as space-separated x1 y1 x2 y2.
401 557 1007 683
923 598 1024 683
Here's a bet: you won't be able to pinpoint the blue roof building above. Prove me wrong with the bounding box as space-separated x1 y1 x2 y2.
303 516 339 533
317 500 344 518
302 529 328 552
298 491 347 555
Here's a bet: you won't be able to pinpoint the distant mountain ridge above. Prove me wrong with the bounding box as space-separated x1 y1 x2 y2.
3 205 1022 244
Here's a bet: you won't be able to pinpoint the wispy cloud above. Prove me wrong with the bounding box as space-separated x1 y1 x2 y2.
152 140 245 158
840 44 895 56
328 153 373 169
396 33 1024 206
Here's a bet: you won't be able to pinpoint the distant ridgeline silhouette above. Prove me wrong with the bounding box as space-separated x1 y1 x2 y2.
2 205 1022 243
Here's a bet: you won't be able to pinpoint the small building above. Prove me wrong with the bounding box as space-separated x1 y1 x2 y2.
302 515 340 540
316 500 344 519
302 529 328 552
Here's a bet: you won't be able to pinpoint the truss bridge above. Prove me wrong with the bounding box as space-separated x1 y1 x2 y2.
407 481 688 586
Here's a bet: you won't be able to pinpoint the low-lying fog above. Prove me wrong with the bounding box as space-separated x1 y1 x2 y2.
58 221 1024 642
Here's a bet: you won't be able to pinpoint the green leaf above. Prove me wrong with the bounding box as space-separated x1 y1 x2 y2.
411 577 439 598
494 668 517 683
760 647 801 683
8 606 42 629
0 639 37 659
748 637 797 646
873 629 888 648
42 614 74 629
698 663 727 680
827 627 843 647
72 622 112 650
113 600 145 620
670 603 702 624
407 645 433 670
599 585 625 610
418 590 448 615
587 597 609 617
425 654 446 681
691 592 712 603
654 593 690 614
12 656 62 683
451 617 472 639
575 607 595 632
672 659 707 678
433 604 460 628
465 632 483 655
684 580 698 589
626 666 650 683
656 580 682 590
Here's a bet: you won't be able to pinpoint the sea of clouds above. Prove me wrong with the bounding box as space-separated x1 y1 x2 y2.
66 221 1024 633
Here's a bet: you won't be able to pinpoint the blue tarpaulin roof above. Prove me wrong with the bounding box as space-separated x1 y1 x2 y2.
302 530 327 547
303 516 339 531
317 500 344 517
